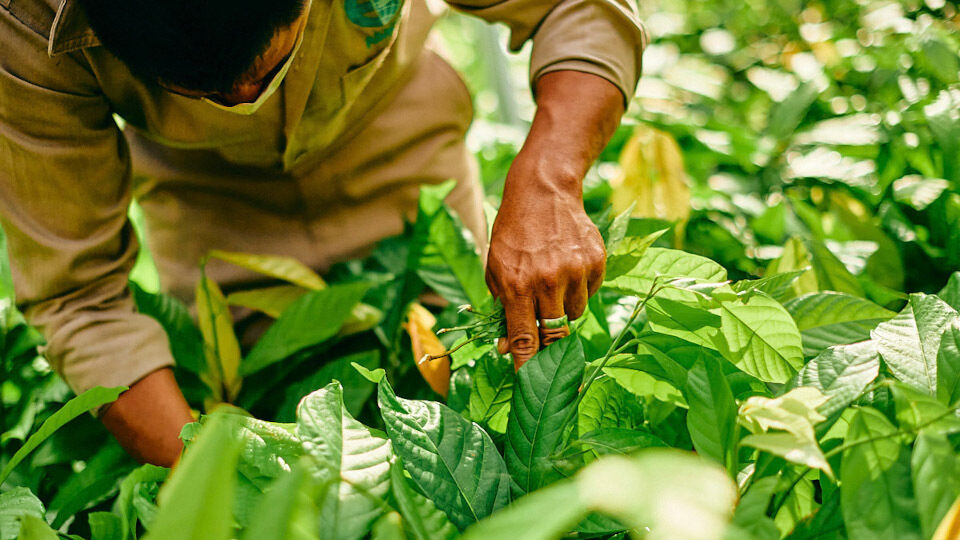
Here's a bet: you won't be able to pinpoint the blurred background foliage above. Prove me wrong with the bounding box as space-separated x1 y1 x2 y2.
1 0 959 535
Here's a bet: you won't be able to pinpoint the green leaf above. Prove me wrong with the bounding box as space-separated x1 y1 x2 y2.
506 336 584 494
924 89 960 183
47 443 133 528
577 375 645 439
571 428 666 457
296 382 392 540
467 352 515 433
115 465 168 539
767 82 819 140
732 269 810 303
603 247 727 297
893 176 952 211
841 407 921 540
912 432 960 539
389 464 458 540
0 386 125 485
208 250 326 290
579 451 737 540
0 488 44 540
919 35 960 85
240 460 320 540
739 388 833 476
377 377 510 529
939 273 960 311
242 282 370 375
131 282 205 373
227 285 310 319
890 383 960 436
352 363 386 384
938 320 960 406
872 293 958 394
196 274 242 401
684 358 737 471
371 512 405 540
716 293 804 383
603 364 685 408
604 229 668 281
797 341 880 417
645 297 721 350
14 514 56 540
765 237 819 302
461 480 587 540
413 195 488 308
785 292 894 356
145 414 243 540
728 477 780 540
88 512 123 540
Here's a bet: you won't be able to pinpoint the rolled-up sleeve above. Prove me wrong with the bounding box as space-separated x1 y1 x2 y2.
0 12 174 398
444 0 647 105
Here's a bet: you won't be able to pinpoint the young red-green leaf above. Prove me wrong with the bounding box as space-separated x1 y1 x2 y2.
377 375 510 530
296 381 392 540
872 293 958 395
684 357 737 472
841 407 921 540
506 336 585 495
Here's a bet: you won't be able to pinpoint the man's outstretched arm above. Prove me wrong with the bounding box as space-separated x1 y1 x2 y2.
486 70 625 367
100 368 194 467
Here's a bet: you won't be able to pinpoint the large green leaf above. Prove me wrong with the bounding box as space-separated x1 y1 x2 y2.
570 429 665 457
89 512 123 540
0 488 44 540
912 432 960 540
241 283 370 375
130 283 205 373
732 269 809 304
296 382 392 540
115 465 168 540
467 351 515 433
645 296 721 350
196 274 242 401
460 481 586 540
872 293 958 394
603 247 727 296
937 320 960 406
603 361 685 408
577 374 644 438
506 336 584 494
716 293 804 383
376 376 510 530
797 341 880 417
416 206 489 308
940 272 960 311
208 250 326 290
578 451 736 540
46 443 133 528
785 292 894 356
684 357 737 471
145 414 243 540
226 285 310 319
14 514 56 540
240 460 319 540
389 464 458 540
841 407 920 540
0 386 125 485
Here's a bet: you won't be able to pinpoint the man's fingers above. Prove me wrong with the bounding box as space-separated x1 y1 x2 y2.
564 276 589 321
503 294 539 369
536 288 570 348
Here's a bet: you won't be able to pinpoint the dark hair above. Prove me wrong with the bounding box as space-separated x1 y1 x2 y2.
78 0 307 94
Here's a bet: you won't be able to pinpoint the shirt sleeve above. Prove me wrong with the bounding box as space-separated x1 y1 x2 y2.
0 11 175 400
443 0 647 105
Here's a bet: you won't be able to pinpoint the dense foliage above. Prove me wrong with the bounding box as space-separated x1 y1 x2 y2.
2 0 960 538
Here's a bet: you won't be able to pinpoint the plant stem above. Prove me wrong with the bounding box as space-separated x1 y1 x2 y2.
556 278 663 449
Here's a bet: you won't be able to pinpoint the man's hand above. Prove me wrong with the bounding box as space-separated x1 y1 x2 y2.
100 368 194 467
486 70 626 368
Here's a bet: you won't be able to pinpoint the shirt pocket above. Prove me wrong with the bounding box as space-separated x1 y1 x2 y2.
338 0 408 108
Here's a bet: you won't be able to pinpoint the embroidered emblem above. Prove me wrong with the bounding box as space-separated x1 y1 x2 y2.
345 0 403 46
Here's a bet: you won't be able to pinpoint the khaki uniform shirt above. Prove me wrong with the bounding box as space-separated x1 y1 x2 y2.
0 0 646 395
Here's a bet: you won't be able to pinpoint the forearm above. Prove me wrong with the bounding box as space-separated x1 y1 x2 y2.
100 368 194 467
505 70 625 198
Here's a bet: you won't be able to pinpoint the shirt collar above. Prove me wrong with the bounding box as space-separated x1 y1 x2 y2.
48 0 100 57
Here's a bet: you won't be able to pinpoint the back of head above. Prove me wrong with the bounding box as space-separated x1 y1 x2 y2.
78 0 307 94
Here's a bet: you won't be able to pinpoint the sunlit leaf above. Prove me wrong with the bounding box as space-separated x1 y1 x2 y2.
684 357 737 471
785 292 894 356
716 293 804 383
208 250 326 290
196 274 242 402
797 341 880 417
912 432 960 539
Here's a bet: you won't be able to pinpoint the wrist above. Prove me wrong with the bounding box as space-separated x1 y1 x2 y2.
503 150 584 202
